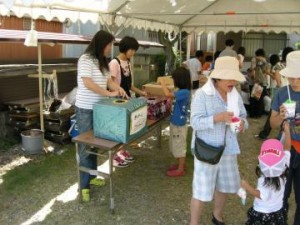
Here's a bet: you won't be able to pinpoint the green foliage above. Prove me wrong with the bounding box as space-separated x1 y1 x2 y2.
153 54 166 76
1 145 75 194
174 49 184 69
0 137 18 152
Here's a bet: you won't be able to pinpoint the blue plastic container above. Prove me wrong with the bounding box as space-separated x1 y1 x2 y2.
93 98 147 143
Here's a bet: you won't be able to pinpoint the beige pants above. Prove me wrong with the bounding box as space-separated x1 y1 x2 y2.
169 124 187 158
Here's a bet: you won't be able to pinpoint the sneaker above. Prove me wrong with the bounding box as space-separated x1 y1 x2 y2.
89 178 105 186
168 164 187 171
113 155 129 168
81 189 90 202
168 164 179 171
118 150 135 162
212 214 225 225
166 169 185 177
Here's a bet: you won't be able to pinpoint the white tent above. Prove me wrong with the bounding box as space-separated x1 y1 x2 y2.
0 0 300 34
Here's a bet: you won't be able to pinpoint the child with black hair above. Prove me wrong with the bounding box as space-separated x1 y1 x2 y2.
109 36 147 98
159 67 191 177
202 55 213 71
241 122 291 225
109 36 147 167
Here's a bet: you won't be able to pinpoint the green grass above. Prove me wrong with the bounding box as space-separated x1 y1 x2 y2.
0 136 19 152
1 144 76 194
0 118 296 225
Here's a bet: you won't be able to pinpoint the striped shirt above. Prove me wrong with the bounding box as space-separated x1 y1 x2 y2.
75 54 110 110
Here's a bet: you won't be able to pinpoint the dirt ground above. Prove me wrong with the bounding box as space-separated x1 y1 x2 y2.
0 116 296 225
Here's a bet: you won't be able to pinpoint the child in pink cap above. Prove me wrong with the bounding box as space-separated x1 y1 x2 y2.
241 122 291 225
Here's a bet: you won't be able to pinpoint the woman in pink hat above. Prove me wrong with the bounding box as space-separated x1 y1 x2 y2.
270 50 300 225
241 122 291 225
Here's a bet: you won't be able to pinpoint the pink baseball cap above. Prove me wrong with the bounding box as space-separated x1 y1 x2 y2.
258 139 287 178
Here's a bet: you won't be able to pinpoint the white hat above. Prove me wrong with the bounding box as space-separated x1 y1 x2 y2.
210 56 246 82
280 51 300 78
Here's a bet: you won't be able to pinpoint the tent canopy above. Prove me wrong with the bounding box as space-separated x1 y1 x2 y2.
0 0 300 34
0 28 164 47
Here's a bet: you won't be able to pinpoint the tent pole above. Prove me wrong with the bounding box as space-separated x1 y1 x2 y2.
186 34 191 60
38 43 44 131
179 27 182 65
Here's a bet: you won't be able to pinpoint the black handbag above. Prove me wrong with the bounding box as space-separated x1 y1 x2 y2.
194 126 227 165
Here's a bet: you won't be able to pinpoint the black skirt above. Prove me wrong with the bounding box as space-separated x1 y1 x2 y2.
245 207 287 225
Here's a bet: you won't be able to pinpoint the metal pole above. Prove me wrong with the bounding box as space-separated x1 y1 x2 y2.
38 44 44 131
179 27 182 64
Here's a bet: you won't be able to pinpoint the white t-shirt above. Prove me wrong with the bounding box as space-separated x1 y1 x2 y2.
184 58 202 82
238 54 245 64
75 54 109 110
274 62 288 87
109 58 131 85
253 151 290 213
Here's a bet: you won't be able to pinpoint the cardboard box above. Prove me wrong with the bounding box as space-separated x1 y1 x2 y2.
156 76 174 86
93 98 147 143
143 83 175 96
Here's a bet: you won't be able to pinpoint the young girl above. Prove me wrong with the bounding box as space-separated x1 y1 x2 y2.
109 36 147 167
202 55 213 71
159 67 191 177
241 122 291 225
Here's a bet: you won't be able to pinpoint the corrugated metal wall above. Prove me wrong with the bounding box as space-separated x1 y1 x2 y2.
0 16 77 104
0 71 77 102
216 32 243 52
0 16 62 62
195 31 287 59
242 33 287 57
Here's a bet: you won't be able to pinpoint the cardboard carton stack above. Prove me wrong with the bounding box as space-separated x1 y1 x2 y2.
142 76 174 96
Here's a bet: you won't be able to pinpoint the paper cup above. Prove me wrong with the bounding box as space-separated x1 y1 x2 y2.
230 117 241 133
283 101 296 118
237 188 247 206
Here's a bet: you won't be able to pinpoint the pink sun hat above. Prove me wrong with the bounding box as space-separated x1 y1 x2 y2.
258 139 288 178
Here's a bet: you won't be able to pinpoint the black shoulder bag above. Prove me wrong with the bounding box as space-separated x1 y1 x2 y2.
194 126 227 165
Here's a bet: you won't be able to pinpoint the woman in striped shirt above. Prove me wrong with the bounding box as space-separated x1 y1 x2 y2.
75 30 127 202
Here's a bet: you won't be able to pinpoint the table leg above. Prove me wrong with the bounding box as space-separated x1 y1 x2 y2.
158 123 162 148
108 149 115 214
75 143 82 202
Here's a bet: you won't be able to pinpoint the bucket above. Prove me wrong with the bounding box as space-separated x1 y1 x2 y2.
21 129 44 154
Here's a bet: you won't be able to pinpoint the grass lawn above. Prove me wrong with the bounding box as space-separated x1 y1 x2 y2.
0 116 296 225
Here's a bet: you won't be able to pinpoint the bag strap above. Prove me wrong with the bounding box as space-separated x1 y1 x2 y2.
195 125 227 146
224 125 227 146
114 57 131 71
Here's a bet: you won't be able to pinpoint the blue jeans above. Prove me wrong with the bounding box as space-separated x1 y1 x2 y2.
283 147 300 225
75 107 97 190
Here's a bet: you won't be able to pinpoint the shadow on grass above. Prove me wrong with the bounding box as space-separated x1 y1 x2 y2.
0 118 296 225
0 144 78 224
